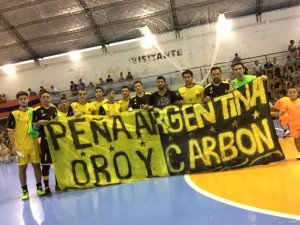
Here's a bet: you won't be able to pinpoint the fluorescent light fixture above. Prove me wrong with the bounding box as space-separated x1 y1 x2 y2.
69 51 82 62
216 14 232 39
2 64 16 75
140 26 156 49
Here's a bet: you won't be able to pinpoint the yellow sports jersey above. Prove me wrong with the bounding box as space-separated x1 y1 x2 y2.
71 102 95 115
99 102 120 116
7 109 38 150
93 99 108 113
178 84 204 104
118 98 130 112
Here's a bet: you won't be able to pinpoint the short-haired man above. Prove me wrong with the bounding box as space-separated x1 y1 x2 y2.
148 76 179 108
178 69 204 105
204 67 233 102
92 86 107 114
7 91 45 200
232 62 268 89
99 88 120 117
33 90 59 196
128 81 151 110
71 88 95 116
118 86 131 112
57 97 74 118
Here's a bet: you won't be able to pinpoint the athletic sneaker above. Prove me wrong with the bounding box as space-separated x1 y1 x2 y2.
36 186 45 197
55 185 61 192
297 153 300 160
22 190 29 201
283 129 290 138
44 187 52 197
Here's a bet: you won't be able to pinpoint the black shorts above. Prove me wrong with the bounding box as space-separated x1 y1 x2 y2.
40 139 52 164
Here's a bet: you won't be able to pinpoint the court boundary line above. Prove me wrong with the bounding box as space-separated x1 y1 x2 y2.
184 175 300 221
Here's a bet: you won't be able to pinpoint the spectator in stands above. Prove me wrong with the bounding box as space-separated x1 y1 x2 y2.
39 86 46 94
285 55 295 73
253 60 263 76
126 72 133 81
231 62 268 89
148 76 179 108
288 40 298 58
99 78 105 85
28 88 37 97
50 85 59 96
264 60 275 78
92 86 107 114
70 81 77 96
118 86 131 112
77 79 85 89
87 82 94 89
203 67 233 103
272 57 281 78
118 72 126 82
292 65 300 86
99 88 120 117
106 75 113 83
232 53 242 65
0 138 11 164
298 40 300 56
0 94 4 104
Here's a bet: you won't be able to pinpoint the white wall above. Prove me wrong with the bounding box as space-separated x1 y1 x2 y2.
0 6 299 100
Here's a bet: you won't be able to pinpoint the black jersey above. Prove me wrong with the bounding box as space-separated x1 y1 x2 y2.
149 90 178 108
204 81 232 98
129 92 151 109
33 106 57 140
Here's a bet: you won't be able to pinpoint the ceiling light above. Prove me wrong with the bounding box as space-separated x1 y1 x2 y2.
69 51 81 62
216 14 232 39
2 64 16 75
140 26 156 49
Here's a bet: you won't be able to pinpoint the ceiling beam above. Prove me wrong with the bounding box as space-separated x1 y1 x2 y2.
75 0 107 52
169 0 180 38
0 0 53 13
0 13 40 62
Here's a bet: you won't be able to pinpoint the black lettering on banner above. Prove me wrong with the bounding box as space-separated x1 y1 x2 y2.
90 121 112 144
113 152 132 179
46 122 66 151
68 118 93 149
136 148 153 177
90 155 111 185
72 160 90 186
113 116 132 140
135 112 156 138
165 106 183 133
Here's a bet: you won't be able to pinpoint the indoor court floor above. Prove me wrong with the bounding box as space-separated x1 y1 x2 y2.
0 121 299 225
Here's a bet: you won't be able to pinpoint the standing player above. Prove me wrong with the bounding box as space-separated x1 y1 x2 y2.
7 91 45 200
71 88 95 116
232 62 268 89
92 87 107 114
99 88 120 116
33 90 58 196
118 86 131 112
178 69 204 105
273 89 290 137
128 81 151 110
57 97 74 118
148 76 179 108
203 67 233 102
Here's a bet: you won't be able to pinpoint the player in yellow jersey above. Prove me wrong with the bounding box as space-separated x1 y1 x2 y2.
92 86 107 114
99 88 120 117
57 97 74 118
118 85 131 112
178 69 204 105
7 91 45 200
71 88 95 116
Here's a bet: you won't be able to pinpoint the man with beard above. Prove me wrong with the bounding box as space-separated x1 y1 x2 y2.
147 76 179 108
232 62 268 89
203 67 233 102
33 90 58 196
